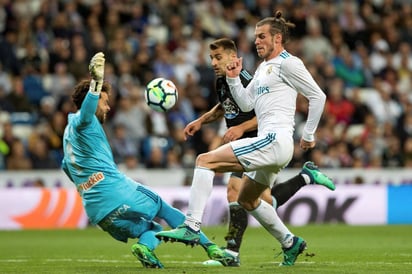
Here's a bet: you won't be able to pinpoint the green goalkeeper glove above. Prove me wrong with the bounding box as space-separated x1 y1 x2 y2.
88 52 105 94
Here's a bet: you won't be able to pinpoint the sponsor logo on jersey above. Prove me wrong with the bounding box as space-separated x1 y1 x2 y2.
257 86 269 95
78 172 105 192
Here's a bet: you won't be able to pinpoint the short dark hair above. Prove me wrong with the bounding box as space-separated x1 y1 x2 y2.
72 79 111 109
256 10 296 44
209 38 237 52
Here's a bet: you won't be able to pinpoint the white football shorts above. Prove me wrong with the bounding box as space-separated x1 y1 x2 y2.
230 131 294 187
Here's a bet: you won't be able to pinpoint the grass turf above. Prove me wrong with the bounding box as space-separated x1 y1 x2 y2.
0 225 411 273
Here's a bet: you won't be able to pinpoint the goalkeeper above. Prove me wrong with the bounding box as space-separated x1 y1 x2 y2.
61 52 237 268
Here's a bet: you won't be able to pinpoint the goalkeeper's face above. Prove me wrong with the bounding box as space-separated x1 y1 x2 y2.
96 92 110 124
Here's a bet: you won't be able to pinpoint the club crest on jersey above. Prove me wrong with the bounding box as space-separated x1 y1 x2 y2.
222 98 239 119
266 65 273 75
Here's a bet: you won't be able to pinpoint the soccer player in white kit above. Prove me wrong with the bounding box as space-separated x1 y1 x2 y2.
157 10 332 266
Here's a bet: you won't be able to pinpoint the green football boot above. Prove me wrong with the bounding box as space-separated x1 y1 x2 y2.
280 236 306 266
155 225 200 245
205 244 240 267
300 161 335 190
131 243 164 269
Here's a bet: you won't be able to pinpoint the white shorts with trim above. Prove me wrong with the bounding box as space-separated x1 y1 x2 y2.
230 132 293 187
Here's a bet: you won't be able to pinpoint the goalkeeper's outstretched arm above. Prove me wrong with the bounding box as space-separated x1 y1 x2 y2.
89 52 105 95
80 52 106 124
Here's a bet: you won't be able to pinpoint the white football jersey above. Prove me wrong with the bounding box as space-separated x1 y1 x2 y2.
227 50 326 142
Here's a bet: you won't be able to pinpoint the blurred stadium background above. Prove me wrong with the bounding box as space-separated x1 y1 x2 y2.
0 0 411 230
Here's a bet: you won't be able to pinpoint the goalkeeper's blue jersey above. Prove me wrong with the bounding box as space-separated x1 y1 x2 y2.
62 92 137 225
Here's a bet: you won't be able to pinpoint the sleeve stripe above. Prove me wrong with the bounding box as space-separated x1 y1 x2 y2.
240 70 253 81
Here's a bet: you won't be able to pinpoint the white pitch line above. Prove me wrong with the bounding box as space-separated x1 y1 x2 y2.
46 259 128 263
2 259 411 266
0 259 29 263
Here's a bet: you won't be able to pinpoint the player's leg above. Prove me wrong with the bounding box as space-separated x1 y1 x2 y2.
156 196 238 266
269 174 306 208
201 173 246 267
156 142 243 243
156 197 214 247
125 186 222 267
135 185 212 248
225 173 248 254
269 161 335 208
130 220 164 269
217 175 273 267
97 202 164 269
239 174 306 266
125 185 170 268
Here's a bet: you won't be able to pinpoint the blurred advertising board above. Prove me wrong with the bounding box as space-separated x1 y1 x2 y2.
1 184 411 230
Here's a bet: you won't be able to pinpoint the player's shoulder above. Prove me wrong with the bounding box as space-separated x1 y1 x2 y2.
279 51 304 72
279 50 293 60
278 51 301 63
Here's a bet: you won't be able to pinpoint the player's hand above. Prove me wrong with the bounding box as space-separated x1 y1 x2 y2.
89 52 105 81
223 125 243 143
300 138 316 151
226 57 242 78
183 120 201 141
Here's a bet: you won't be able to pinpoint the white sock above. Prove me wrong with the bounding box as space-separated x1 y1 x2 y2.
282 234 294 248
301 174 311 184
184 215 201 231
184 167 214 231
271 196 277 209
224 248 239 257
249 200 293 245
229 201 239 206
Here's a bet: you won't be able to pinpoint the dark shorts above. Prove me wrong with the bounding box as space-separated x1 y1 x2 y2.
230 171 243 179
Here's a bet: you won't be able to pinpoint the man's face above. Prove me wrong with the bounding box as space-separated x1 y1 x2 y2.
254 24 275 60
95 92 110 124
210 47 236 77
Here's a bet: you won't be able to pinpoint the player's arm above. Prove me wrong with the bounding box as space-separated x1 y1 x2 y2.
281 57 326 149
222 116 257 143
79 52 105 124
183 103 224 140
226 57 255 112
198 103 225 124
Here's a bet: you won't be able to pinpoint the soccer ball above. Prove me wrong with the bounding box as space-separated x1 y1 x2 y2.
145 77 178 112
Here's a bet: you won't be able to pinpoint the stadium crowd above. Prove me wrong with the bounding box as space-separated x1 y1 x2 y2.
0 0 412 173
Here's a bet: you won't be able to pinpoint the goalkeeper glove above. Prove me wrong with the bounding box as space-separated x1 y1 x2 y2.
89 52 105 94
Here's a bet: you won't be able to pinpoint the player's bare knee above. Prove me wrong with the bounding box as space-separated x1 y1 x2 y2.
238 198 254 211
195 153 211 167
227 187 239 202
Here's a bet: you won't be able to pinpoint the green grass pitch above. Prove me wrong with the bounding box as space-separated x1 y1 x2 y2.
1 225 411 273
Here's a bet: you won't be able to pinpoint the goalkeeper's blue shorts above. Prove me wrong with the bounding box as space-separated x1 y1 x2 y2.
97 184 185 243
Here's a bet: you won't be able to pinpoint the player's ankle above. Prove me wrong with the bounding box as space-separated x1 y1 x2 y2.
184 217 201 232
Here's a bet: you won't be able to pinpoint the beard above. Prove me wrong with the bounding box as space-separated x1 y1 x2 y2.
259 44 275 60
